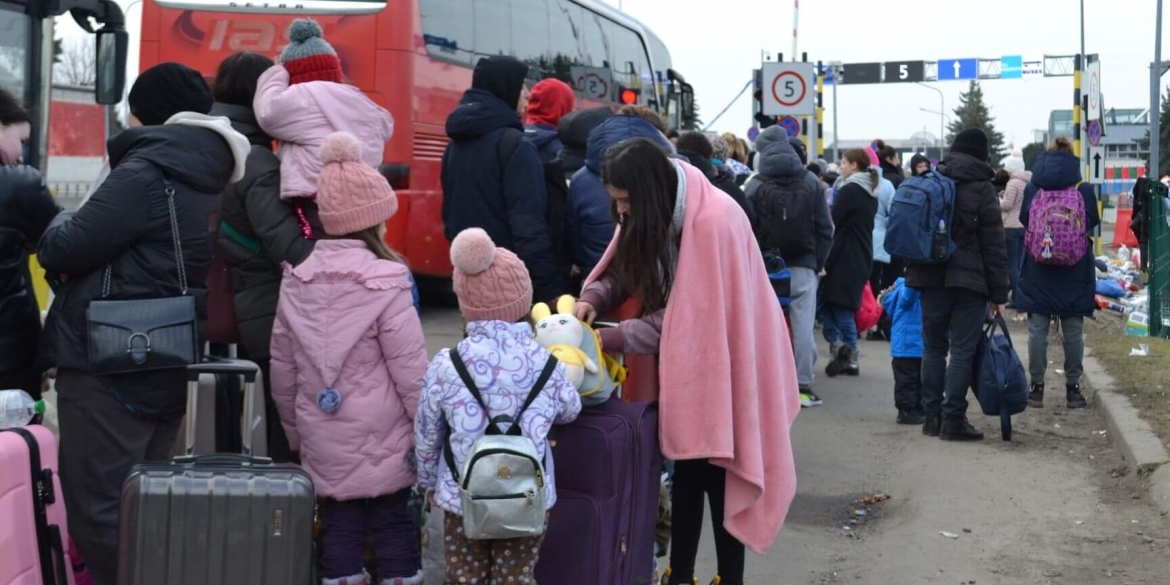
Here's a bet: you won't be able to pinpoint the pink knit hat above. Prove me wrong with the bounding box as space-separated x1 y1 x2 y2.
316 132 398 236
864 146 880 167
450 228 532 322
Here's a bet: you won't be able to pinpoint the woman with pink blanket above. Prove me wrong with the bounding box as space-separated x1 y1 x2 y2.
575 138 800 585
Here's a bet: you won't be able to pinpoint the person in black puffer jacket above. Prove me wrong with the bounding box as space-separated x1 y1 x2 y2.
555 106 614 180
441 56 566 302
0 89 60 402
905 128 1009 443
211 51 321 463
37 63 249 585
676 131 752 222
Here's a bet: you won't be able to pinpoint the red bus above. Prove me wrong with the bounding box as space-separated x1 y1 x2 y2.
139 0 694 279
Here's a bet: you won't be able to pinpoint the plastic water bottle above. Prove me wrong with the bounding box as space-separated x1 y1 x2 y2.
0 390 44 429
931 219 949 260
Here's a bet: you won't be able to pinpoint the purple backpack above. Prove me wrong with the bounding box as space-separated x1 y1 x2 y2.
1024 185 1088 266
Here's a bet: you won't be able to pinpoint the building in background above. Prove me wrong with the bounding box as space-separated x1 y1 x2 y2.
1047 107 1150 196
831 131 943 168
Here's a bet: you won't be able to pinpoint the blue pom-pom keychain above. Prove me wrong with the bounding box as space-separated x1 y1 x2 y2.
317 388 341 413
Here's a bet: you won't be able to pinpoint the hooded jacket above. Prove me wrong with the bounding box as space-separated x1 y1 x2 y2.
1001 169 1032 230
881 277 923 359
524 79 575 163
38 113 248 417
0 165 60 398
871 176 897 264
821 171 877 310
1014 151 1099 317
556 106 615 178
909 154 932 176
253 65 394 200
568 115 673 276
212 101 321 362
269 240 427 500
905 152 1009 304
676 148 752 223
748 138 833 272
442 88 565 302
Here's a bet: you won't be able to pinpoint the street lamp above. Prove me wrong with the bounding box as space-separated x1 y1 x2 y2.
916 82 945 156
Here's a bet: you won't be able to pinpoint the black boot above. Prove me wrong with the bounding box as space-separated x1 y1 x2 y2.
825 343 852 377
898 409 926 425
922 412 941 437
1067 384 1088 409
1027 382 1044 408
940 416 985 441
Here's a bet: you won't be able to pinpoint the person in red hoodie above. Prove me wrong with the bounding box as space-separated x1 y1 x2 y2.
524 78 575 163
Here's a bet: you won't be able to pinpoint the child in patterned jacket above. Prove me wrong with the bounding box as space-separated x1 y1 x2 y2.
414 228 581 585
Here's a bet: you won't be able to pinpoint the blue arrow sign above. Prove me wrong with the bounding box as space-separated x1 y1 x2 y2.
938 58 978 81
1000 55 1022 79
818 64 837 85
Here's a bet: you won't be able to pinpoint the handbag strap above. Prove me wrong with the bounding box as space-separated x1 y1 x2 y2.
102 178 187 298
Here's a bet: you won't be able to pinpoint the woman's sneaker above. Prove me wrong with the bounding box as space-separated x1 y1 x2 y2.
825 343 852 377
799 387 823 407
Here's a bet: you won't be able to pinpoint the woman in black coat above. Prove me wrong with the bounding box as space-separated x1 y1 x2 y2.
0 89 59 401
1014 137 1098 410
676 131 753 222
821 148 878 377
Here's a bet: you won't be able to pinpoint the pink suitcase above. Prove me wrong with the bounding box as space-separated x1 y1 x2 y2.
0 425 75 585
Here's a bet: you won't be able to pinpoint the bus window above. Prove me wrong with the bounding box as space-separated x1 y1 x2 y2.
420 0 473 65
474 0 510 61
607 22 652 105
155 0 387 13
579 9 609 69
547 0 583 84
0 8 28 99
511 0 548 81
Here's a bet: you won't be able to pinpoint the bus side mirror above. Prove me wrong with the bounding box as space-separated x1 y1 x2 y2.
95 26 128 105
679 83 695 127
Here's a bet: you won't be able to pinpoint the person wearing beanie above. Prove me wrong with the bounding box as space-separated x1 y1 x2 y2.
524 78 575 163
415 227 581 584
36 62 251 584
443 56 568 303
270 132 427 585
555 106 614 177
904 127 1009 442
676 131 751 221
999 148 1032 309
254 18 393 208
909 153 932 176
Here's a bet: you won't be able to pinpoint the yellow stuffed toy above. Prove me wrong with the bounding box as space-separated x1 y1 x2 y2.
531 296 598 390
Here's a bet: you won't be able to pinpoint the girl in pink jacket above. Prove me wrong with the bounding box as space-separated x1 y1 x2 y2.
270 132 427 585
254 19 394 236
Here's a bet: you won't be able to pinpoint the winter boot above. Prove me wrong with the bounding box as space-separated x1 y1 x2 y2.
939 416 985 441
825 342 852 377
323 571 370 585
845 356 860 376
662 568 698 585
1027 382 1044 408
897 409 926 425
922 412 941 437
709 576 722 585
1066 383 1088 409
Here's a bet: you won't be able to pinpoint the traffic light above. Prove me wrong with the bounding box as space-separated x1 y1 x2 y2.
753 89 776 129
52 36 63 64
618 86 639 105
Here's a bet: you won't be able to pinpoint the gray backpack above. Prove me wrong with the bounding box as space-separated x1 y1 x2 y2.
445 348 558 539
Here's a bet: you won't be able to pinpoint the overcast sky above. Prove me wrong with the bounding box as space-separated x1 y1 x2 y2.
60 0 1170 152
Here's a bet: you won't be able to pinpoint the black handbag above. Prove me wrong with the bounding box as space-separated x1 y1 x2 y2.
86 179 199 374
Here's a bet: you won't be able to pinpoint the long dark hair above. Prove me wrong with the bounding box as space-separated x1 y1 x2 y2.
214 52 275 107
600 138 679 314
0 88 30 126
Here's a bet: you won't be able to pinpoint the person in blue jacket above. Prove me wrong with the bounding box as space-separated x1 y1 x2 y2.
1014 137 1098 411
566 114 674 280
441 56 566 302
881 277 924 425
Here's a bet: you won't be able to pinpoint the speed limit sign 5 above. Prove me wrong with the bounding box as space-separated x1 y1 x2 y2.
761 62 816 116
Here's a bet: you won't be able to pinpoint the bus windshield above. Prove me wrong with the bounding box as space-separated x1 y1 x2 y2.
0 7 29 99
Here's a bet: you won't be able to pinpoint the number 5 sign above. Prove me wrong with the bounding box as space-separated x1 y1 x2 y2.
762 62 815 116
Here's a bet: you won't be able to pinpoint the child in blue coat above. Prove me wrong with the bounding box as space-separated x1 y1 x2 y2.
881 278 924 425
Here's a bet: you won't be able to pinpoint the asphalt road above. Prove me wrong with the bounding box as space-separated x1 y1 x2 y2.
417 305 1170 585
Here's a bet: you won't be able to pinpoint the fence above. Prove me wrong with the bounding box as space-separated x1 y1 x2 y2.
1147 181 1170 337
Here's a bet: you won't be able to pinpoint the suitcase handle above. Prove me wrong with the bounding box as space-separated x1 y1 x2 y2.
173 453 273 466
185 358 262 458
186 357 259 383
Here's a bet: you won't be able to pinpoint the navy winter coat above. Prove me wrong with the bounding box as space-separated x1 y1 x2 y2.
442 89 565 301
524 123 562 164
1014 150 1099 317
567 115 673 276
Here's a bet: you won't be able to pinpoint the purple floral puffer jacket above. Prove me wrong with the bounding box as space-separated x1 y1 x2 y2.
415 321 582 515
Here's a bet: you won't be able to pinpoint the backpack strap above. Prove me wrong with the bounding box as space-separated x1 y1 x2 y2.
497 128 524 177
443 348 559 480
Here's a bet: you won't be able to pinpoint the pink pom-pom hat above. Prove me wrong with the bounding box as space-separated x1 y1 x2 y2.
316 131 398 236
450 228 532 323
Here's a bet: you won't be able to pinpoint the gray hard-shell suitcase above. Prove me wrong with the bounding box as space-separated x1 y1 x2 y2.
116 359 315 585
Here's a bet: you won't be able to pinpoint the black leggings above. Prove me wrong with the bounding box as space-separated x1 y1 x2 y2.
669 459 746 585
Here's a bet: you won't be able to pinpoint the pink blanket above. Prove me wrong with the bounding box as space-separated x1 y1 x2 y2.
586 161 800 554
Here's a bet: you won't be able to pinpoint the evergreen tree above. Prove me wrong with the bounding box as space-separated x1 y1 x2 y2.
946 81 1007 163
1134 86 1170 177
684 98 703 131
1022 141 1045 171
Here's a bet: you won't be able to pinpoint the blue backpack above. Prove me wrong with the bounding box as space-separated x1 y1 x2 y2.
884 171 958 263
763 254 792 308
973 315 1028 441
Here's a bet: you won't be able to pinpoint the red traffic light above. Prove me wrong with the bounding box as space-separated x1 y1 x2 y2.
620 88 638 105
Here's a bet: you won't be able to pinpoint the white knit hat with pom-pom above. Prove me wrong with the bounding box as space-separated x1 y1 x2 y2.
449 228 532 323
316 131 397 236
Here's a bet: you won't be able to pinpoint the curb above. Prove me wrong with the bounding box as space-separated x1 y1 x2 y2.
1083 352 1170 514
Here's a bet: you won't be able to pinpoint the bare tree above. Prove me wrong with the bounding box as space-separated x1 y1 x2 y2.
53 36 95 87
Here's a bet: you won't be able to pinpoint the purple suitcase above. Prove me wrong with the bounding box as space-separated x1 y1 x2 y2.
535 398 660 585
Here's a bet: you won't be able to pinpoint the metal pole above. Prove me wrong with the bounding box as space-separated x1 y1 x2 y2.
792 0 799 64
1080 0 1086 64
832 64 839 162
916 82 945 157
1155 0 1164 180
